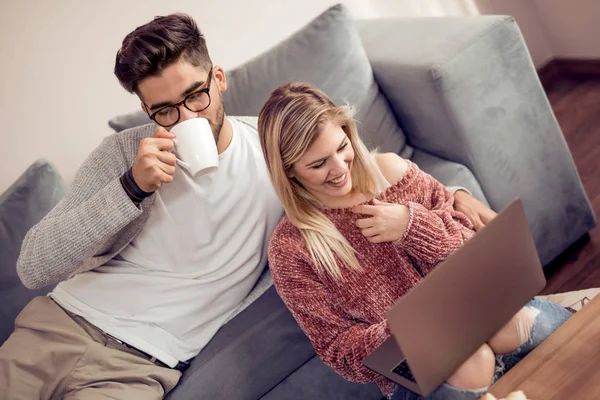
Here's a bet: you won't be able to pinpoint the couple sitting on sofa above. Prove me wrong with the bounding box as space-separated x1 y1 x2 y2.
0 12 571 400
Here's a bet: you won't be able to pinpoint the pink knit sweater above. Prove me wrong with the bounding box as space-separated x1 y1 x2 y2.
268 161 475 396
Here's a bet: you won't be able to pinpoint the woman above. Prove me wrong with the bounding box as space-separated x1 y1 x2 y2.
257 82 571 399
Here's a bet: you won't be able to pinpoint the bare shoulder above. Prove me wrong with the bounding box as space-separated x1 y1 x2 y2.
374 152 409 184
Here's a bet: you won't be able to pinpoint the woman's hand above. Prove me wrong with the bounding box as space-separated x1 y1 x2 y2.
352 199 410 243
453 190 497 231
481 390 529 400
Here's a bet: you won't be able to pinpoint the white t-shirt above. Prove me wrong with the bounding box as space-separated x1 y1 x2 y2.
51 117 283 366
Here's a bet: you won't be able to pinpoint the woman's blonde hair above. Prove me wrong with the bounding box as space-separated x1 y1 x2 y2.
258 82 380 279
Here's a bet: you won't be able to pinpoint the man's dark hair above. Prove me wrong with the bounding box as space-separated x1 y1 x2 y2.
114 13 212 94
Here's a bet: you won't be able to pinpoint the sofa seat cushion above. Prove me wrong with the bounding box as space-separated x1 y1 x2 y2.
260 355 381 400
166 286 316 400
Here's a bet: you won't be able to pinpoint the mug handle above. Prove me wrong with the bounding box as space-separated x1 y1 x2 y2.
176 158 191 170
172 138 191 170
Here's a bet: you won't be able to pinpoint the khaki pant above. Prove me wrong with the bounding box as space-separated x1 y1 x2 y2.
0 297 181 400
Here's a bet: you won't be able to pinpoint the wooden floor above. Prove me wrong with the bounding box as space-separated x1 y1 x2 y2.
540 76 600 294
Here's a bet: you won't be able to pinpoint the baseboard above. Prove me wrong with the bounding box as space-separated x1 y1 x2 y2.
541 232 592 294
538 58 600 89
537 59 563 89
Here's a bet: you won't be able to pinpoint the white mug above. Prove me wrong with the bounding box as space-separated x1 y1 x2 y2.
170 118 219 176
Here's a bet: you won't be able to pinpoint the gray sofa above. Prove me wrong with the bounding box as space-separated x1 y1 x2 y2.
1 4 595 400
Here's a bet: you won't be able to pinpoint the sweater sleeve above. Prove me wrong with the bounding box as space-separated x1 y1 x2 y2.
268 231 393 391
16 135 144 289
394 164 475 275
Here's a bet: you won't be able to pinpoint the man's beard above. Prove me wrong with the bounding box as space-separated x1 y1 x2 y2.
208 96 225 147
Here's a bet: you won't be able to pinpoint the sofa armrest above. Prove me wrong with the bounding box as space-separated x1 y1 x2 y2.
0 159 65 345
356 16 596 265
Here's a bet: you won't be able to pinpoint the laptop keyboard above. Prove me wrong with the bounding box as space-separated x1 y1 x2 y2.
392 360 416 383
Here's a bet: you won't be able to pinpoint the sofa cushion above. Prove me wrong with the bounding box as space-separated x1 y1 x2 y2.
166 287 316 400
0 159 65 345
108 110 150 133
260 355 381 400
108 5 410 158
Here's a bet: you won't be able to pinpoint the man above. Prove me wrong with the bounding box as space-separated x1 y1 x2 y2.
0 13 496 400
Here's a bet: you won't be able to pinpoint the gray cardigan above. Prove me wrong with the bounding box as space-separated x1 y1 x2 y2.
18 123 154 290
17 117 260 290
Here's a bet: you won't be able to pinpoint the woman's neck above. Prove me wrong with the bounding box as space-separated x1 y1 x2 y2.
318 189 373 209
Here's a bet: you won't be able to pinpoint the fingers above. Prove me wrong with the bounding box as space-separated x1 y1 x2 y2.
133 162 173 192
352 204 379 216
472 216 485 232
355 216 378 238
152 125 176 139
353 199 393 215
157 161 176 176
355 216 383 241
358 225 387 243
366 235 384 244
372 199 392 206
150 126 176 151
154 138 175 152
453 192 497 229
360 226 379 238
156 150 177 166
355 217 375 229
481 208 498 225
140 137 174 153
133 136 177 192
480 390 527 400
454 204 483 232
506 390 527 400
158 169 174 184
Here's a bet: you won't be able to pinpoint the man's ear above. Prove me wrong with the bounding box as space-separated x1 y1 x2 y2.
140 102 148 113
212 65 228 93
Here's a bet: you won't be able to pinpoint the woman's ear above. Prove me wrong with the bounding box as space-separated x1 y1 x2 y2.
287 167 295 179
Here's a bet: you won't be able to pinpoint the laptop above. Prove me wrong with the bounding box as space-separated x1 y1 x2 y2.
363 199 546 396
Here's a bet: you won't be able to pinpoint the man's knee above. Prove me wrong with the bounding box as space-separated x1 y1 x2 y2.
446 343 495 390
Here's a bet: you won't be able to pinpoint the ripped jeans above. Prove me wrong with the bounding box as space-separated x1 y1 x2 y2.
390 298 572 400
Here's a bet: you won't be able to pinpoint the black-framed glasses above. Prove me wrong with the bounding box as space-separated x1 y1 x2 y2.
146 67 213 127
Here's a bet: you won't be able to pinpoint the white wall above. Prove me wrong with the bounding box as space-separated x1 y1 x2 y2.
475 0 553 67
476 0 600 67
532 0 600 59
0 0 477 193
2 0 599 193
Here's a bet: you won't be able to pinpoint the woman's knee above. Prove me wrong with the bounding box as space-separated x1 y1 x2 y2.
527 298 572 341
488 307 539 355
446 343 495 390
